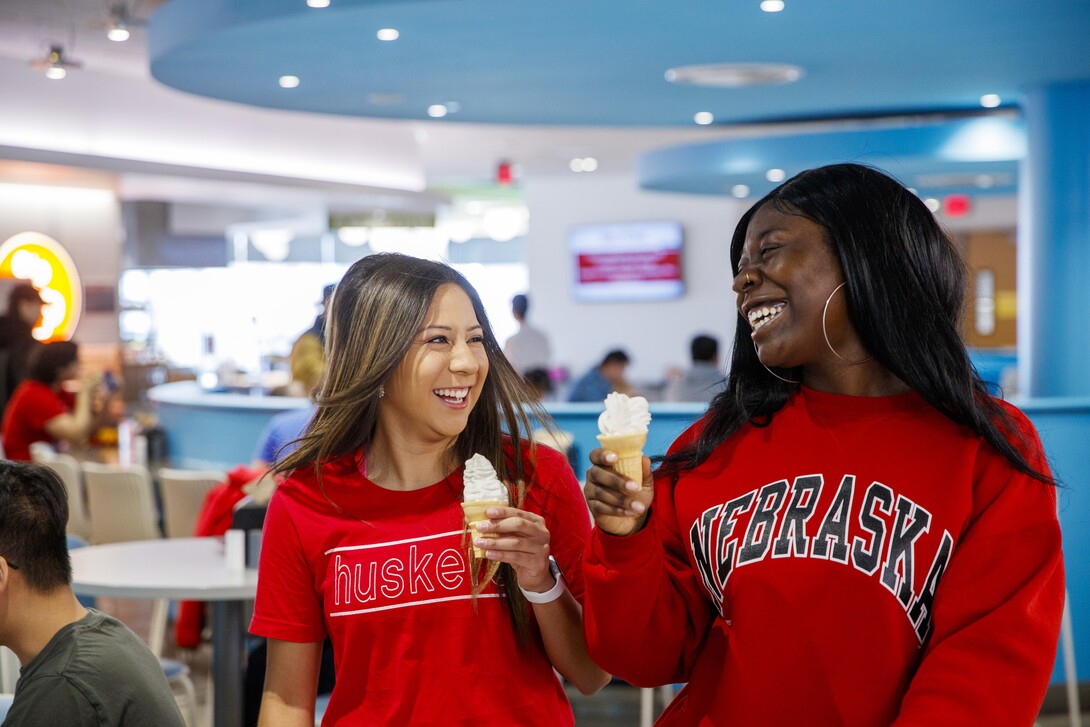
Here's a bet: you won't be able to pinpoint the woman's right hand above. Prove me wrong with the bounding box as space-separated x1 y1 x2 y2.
584 448 653 536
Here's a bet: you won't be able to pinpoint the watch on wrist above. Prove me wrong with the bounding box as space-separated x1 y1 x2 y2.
519 557 566 604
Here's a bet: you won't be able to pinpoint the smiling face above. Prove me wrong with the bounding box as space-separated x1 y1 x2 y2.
379 283 489 447
733 203 864 380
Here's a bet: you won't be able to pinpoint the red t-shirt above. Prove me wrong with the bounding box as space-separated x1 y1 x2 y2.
584 387 1064 726
250 441 590 726
1 380 75 461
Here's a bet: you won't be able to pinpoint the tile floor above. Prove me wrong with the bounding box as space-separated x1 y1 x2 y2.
100 597 1087 727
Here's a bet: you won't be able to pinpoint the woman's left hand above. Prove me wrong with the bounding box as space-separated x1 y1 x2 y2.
474 506 554 593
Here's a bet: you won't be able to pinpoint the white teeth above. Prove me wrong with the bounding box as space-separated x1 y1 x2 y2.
434 388 469 400
747 303 785 331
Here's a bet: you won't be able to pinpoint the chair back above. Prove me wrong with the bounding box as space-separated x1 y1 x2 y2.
81 462 161 544
158 468 225 538
37 453 93 541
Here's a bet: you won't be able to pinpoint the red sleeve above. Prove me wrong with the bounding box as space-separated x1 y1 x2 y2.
525 443 592 602
24 384 69 430
249 483 327 643
582 422 717 687
893 409 1064 725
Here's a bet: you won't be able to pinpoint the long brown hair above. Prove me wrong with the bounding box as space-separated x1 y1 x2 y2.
275 253 550 635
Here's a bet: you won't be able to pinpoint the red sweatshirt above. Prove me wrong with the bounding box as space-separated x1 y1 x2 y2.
583 387 1064 726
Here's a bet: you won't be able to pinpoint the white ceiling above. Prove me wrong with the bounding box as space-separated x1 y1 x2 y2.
1 0 733 212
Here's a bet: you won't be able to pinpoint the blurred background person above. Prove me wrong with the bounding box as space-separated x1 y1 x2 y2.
1 342 106 461
503 293 551 375
0 461 185 726
287 283 335 397
523 367 553 402
0 283 45 419
665 334 724 403
568 349 630 402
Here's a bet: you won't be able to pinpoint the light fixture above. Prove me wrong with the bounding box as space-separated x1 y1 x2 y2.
667 63 804 88
979 93 1001 108
760 0 785 11
730 184 750 198
105 4 144 42
30 45 82 80
569 157 598 173
307 0 331 7
694 111 714 125
278 75 301 88
427 104 448 118
377 28 399 41
766 168 786 182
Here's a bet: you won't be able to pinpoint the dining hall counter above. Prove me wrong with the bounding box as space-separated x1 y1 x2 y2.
147 381 311 470
147 382 1087 685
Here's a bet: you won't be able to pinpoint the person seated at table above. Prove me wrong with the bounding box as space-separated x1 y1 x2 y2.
0 460 185 726
567 348 631 402
664 333 725 403
1 341 105 461
251 253 608 726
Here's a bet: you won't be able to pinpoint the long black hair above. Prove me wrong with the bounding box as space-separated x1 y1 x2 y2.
659 163 1052 485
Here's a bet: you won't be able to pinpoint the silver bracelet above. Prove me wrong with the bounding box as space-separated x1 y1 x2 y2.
519 557 566 604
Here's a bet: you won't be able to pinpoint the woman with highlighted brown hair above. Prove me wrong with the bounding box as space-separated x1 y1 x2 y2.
251 254 607 726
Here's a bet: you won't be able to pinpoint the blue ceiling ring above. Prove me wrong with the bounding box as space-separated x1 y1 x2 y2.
638 115 1025 199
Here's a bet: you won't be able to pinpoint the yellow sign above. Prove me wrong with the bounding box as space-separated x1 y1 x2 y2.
0 232 82 342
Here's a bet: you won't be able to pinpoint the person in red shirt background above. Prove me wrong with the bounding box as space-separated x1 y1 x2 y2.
582 163 1064 726
251 253 608 726
1 341 104 461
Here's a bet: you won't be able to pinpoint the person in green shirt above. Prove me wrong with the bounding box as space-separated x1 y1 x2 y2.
0 461 184 726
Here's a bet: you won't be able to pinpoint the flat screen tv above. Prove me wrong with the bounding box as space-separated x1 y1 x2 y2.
568 220 684 302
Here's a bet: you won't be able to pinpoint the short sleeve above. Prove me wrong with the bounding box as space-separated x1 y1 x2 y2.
249 486 328 643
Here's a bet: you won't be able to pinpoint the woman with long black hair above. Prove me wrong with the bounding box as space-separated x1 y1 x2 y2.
582 163 1064 725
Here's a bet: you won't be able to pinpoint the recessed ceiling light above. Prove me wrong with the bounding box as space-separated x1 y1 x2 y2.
377 28 399 41
107 26 130 42
570 158 584 173
45 66 66 80
694 111 714 125
582 157 598 172
760 0 785 11
667 63 804 88
980 94 1001 108
924 198 941 212
427 104 448 118
307 0 330 7
766 168 786 182
278 75 300 88
731 184 750 198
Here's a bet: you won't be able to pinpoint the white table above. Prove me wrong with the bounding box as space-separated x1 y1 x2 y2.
70 537 258 727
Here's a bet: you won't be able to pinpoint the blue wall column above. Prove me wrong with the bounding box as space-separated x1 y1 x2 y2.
1019 81 1090 397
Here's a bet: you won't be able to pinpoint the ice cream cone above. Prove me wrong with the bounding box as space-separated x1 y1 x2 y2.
596 431 648 483
461 500 505 558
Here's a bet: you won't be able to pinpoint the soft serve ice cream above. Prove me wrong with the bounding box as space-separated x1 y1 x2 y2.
462 453 509 557
597 392 651 483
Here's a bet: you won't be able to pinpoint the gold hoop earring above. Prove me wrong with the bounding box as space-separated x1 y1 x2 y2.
752 340 800 384
822 283 873 365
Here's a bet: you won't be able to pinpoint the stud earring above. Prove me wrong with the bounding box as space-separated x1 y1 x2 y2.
378 385 385 398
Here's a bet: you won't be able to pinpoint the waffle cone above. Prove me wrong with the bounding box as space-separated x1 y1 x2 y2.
461 500 506 558
597 431 648 483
